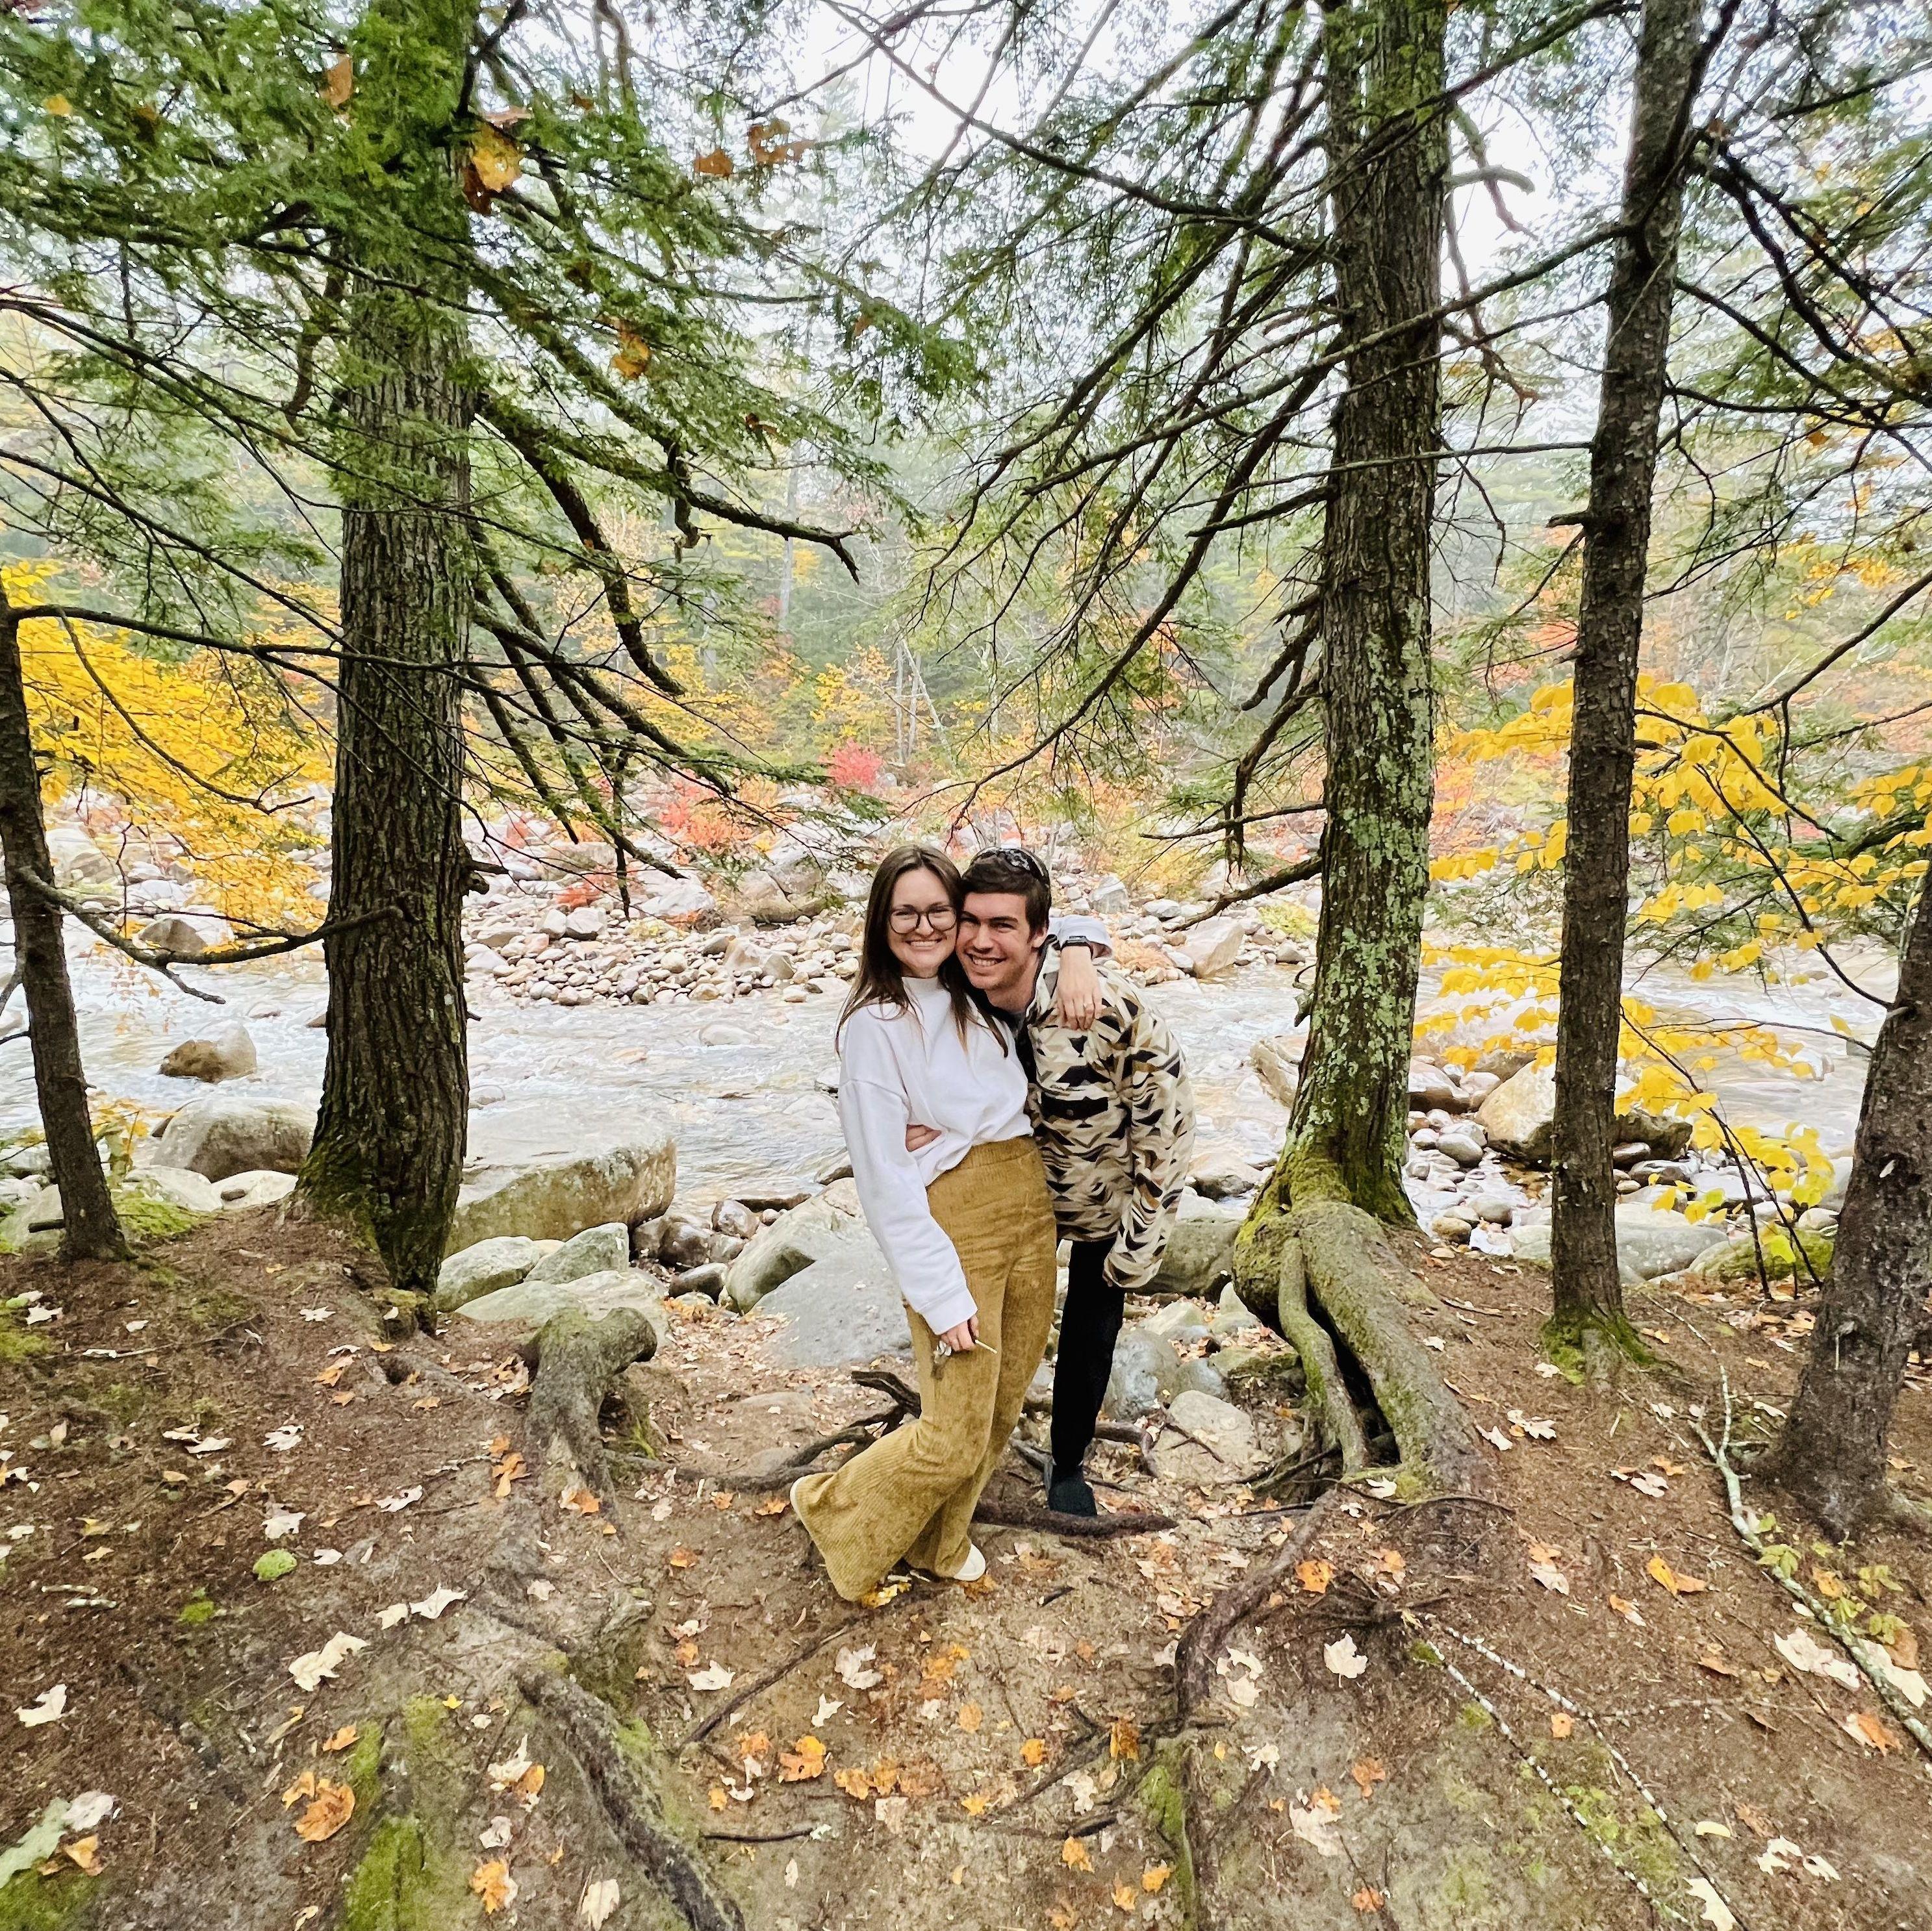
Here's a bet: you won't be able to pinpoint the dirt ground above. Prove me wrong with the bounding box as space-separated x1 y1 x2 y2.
3 1207 1931 1931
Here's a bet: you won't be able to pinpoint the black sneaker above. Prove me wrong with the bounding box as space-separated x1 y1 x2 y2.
1047 1465 1098 1517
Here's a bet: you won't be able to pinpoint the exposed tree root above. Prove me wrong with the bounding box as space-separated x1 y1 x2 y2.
678 1615 867 1750
1290 1198 1490 1497
1540 1304 1657 1391
519 1663 746 1931
971 1497 1176 1536
1175 1489 1345 1721
1275 1236 1371 1472
526 1307 659 1511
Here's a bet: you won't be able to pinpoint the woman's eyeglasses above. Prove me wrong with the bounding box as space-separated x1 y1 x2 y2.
889 905 958 933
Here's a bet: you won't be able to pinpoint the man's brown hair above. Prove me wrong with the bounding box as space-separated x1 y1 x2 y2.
961 846 1052 933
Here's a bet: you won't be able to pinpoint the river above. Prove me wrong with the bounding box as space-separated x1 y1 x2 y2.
0 929 1885 1202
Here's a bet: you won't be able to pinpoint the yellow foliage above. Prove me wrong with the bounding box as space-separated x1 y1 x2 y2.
6 561 327 928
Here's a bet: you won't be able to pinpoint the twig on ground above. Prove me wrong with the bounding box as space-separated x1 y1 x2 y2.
1695 1372 1932 1763
973 1498 1176 1536
678 1613 867 1750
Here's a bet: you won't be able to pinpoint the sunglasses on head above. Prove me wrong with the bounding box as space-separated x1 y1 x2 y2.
980 844 1048 879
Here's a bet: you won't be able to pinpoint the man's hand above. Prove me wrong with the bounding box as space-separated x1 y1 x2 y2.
906 1123 942 1152
936 1316 979 1354
1056 942 1102 1028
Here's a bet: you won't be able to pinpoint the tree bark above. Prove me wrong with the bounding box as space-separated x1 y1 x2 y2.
296 0 478 1296
1549 0 1708 1353
1270 0 1446 1221
0 603 127 1262
1766 876 1932 1532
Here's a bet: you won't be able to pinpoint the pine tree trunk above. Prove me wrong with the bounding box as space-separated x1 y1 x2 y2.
0 605 127 1262
296 0 478 1296
1271 0 1446 1220
1548 0 1705 1353
1767 878 1932 1531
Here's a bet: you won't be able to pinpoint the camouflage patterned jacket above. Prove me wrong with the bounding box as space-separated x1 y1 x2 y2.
1015 945 1195 1294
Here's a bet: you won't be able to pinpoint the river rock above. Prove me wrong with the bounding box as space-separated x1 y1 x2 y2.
1149 1193 1242 1298
453 1268 666 1344
671 1261 730 1300
151 1093 316 1180
1249 1033 1303 1109
446 1131 675 1251
658 1217 715 1271
1189 1145 1267 1200
757 1262 910 1367
436 1235 544 1310
45 824 118 892
1090 875 1131 915
735 870 797 924
1170 1357 1230 1403
1408 1059 1462 1111
1183 918 1244 982
1211 1283 1265 1340
1477 1062 1692 1165
1692 1226 1834 1285
1436 1127 1486 1168
700 1022 752 1048
214 1169 297 1209
1141 1298 1212 1347
712 1199 760 1241
1156 1389 1266 1484
640 876 717 921
1511 1204 1710 1283
136 915 209 957
1104 1329 1178 1421
1430 1211 1475 1243
724 1193 880 1311
563 905 605 940
158 1022 258 1083
526 1220 631 1285
129 1167 223 1215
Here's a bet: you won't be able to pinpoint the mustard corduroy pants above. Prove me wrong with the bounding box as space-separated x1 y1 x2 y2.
793 1137 1057 1600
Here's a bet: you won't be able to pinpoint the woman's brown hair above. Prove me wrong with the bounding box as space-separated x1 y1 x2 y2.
838 844 1004 1052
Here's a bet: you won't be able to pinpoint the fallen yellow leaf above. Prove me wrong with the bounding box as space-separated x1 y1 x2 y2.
1646 1554 1709 1596
1021 1737 1047 1767
1142 1864 1172 1893
958 1702 983 1734
64 1836 101 1875
1061 1836 1093 1873
470 1859 517 1914
778 1736 826 1782
1550 1712 1575 1740
1109 1716 1141 1762
707 1785 728 1811
1113 1880 1138 1912
281 1771 318 1808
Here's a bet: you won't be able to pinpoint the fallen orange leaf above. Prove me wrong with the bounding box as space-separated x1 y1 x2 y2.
323 1724 359 1752
561 1483 601 1516
1021 1737 1047 1767
1061 1836 1093 1873
1350 1758 1386 1798
64 1836 102 1875
1646 1554 1708 1596
667 1546 700 1570
1109 1717 1141 1762
1297 1558 1334 1596
778 1735 826 1782
1142 1864 1172 1893
295 1780 355 1843
958 1702 983 1734
1352 1885 1386 1913
1549 1713 1574 1740
470 1859 517 1914
1113 1880 1137 1912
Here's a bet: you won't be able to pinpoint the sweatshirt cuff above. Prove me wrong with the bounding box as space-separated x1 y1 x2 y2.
913 1278 978 1335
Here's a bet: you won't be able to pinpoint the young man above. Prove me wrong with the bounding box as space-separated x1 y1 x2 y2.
953 847 1195 1517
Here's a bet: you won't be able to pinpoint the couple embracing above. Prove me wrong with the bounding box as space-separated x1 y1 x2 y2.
791 845 1195 1600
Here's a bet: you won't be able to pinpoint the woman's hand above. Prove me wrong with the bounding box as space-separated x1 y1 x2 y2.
905 1123 941 1153
1055 942 1102 1028
936 1316 979 1354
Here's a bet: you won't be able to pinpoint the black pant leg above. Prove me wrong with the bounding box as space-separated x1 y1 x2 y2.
1051 1236 1122 1474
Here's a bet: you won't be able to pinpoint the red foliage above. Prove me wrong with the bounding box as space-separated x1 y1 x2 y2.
826 741 884 792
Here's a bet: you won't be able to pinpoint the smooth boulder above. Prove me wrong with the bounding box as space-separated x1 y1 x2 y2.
158 1022 258 1083
436 1235 544 1311
150 1092 316 1180
1476 1063 1692 1166
136 915 209 958
1249 1033 1303 1109
1183 918 1244 982
446 1131 675 1251
214 1169 297 1209
1156 1389 1267 1484
525 1221 631 1285
1692 1226 1833 1285
454 1268 666 1344
1512 1204 1711 1283
756 1263 910 1367
1149 1193 1242 1298
1104 1328 1178 1421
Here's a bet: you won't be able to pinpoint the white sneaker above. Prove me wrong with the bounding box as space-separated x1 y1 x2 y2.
789 1475 810 1518
943 1544 987 1584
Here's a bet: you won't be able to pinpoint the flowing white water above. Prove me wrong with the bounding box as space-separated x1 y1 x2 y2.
0 930 1882 1198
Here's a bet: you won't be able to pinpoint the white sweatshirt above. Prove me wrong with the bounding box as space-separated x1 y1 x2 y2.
834 915 1113 1334
838 976 1030 1333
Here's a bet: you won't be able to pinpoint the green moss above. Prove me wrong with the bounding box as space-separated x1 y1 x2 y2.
1408 1639 1444 1667
1562 1787 1679 1891
186 1288 253 1330
253 1550 298 1582
342 1722 385 1811
178 1590 218 1626
1455 1700 1493 1732
1435 1847 1497 1913
342 1816 440 1931
0 1309 48 1367
0 1871 96 1931
110 1182 201 1243
1136 1747 1199 1930
1540 1307 1657 1380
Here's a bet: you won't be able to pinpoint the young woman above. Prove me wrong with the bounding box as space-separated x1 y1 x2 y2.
790 845 1077 1598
